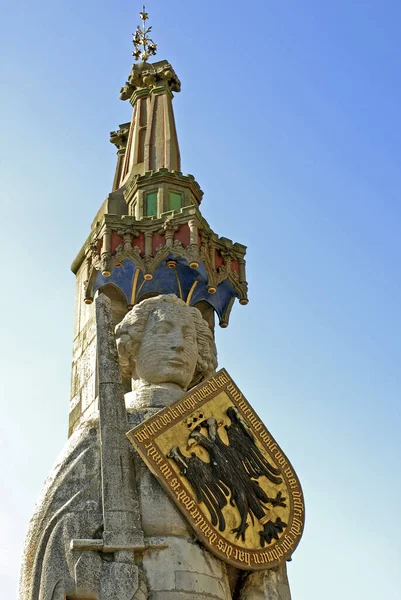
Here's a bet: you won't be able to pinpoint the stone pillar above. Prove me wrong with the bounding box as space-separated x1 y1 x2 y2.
69 258 98 436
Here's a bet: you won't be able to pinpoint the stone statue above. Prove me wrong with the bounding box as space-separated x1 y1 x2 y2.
116 293 217 408
19 294 291 600
115 295 291 599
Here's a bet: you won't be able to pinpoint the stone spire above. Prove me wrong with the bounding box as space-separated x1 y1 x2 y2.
111 8 181 183
69 9 248 435
113 59 181 182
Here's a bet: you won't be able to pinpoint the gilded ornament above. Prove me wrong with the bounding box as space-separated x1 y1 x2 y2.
132 6 158 62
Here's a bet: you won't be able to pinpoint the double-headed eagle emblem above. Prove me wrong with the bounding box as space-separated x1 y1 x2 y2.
168 406 287 547
127 370 304 569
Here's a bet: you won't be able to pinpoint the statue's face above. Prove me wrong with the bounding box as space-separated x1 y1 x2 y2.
135 303 198 390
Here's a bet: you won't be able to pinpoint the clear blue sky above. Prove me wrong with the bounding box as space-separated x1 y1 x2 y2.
1 1 400 597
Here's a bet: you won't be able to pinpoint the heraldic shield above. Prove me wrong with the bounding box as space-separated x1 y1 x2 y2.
127 369 305 570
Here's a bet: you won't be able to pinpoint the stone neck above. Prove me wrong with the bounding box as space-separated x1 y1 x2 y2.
125 380 186 410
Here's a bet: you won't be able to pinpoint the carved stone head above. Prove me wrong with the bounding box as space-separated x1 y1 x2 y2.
115 294 217 392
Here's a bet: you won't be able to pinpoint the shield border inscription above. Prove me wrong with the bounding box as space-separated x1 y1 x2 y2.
126 369 305 570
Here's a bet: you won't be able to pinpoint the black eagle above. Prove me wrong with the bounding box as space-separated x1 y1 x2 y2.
167 407 288 545
167 446 229 532
225 406 282 484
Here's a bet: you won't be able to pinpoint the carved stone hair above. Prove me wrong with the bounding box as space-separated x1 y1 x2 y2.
115 294 217 388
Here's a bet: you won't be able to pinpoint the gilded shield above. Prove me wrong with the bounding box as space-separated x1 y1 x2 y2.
127 369 305 570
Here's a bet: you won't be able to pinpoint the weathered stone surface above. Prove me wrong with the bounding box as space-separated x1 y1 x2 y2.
74 551 103 596
143 536 228 592
239 564 291 600
81 371 96 410
73 550 139 600
136 457 190 537
19 423 103 600
69 263 98 434
69 318 97 431
149 593 226 600
175 571 227 599
76 338 97 391
149 590 222 600
100 560 139 600
95 294 143 549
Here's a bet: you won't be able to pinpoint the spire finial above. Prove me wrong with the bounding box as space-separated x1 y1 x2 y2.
132 5 157 62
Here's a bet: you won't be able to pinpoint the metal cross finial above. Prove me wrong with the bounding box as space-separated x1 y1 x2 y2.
132 5 157 62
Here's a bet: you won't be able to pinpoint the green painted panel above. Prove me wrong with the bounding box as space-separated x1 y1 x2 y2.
145 192 158 216
169 191 182 211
